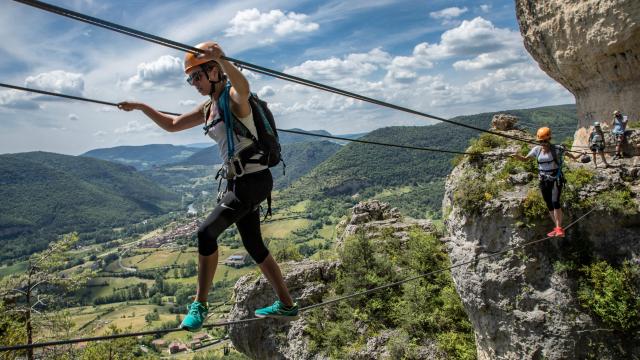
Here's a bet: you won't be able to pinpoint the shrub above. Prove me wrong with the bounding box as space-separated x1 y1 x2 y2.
564 167 594 189
522 187 548 221
437 331 477 360
595 189 638 216
577 260 640 331
305 229 475 357
467 133 508 154
453 171 500 215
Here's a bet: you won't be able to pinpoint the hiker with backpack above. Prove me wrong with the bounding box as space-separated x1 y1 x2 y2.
118 41 297 331
512 127 582 238
588 122 610 169
611 110 628 160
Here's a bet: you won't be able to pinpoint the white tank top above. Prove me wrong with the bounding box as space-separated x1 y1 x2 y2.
205 101 267 174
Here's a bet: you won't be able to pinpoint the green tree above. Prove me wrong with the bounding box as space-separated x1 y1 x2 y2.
78 325 153 360
0 233 93 360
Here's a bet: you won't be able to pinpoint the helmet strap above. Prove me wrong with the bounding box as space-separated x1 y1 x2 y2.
202 65 226 97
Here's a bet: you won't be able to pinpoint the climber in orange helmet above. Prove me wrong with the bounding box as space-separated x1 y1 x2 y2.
512 127 581 237
118 42 297 331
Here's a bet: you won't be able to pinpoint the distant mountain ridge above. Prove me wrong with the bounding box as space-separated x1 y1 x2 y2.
82 144 200 170
0 152 179 262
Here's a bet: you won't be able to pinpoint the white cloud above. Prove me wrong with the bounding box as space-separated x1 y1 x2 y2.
68 113 79 121
93 130 107 137
480 4 491 13
284 48 392 81
179 99 198 107
453 50 528 70
0 90 39 110
97 106 116 112
258 86 276 98
412 17 522 61
24 70 85 97
432 64 571 109
114 120 155 134
385 52 434 83
429 7 468 20
225 8 319 38
119 55 184 91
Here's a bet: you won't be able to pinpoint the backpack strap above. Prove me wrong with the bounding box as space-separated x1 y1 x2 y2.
218 82 235 160
550 145 565 181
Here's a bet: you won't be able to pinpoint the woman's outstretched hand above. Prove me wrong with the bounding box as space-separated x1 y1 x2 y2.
117 101 143 112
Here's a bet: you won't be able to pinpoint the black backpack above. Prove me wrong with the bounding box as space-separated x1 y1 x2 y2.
242 93 282 168
208 82 283 169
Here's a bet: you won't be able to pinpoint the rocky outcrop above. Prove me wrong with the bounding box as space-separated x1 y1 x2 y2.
515 0 640 147
491 114 519 131
338 199 435 243
443 130 640 359
227 260 337 360
227 200 440 359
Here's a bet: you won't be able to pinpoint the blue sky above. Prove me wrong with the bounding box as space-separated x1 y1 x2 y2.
0 0 574 155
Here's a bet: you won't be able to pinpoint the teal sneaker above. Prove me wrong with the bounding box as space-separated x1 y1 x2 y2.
180 301 208 331
255 300 299 320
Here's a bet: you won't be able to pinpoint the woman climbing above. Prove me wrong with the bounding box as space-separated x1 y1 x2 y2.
512 127 581 237
118 41 298 331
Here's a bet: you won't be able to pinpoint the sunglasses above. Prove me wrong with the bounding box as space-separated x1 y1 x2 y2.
186 70 204 85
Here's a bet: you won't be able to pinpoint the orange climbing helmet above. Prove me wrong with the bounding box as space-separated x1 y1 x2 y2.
184 41 216 74
536 127 551 141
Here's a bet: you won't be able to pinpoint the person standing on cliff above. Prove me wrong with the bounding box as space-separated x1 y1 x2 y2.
611 110 628 160
588 122 610 168
118 42 298 331
512 127 581 237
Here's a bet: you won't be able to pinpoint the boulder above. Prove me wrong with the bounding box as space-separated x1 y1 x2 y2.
491 114 519 131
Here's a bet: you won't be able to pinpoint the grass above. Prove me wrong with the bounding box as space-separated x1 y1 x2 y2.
318 224 336 239
167 264 257 287
262 218 312 238
288 200 310 213
135 250 181 269
81 277 154 301
372 186 413 198
0 261 27 278
90 304 159 336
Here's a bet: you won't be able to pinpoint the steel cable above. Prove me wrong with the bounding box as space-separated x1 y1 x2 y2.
0 82 501 157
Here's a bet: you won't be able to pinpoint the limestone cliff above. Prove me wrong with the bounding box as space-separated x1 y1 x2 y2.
443 129 640 359
515 0 640 148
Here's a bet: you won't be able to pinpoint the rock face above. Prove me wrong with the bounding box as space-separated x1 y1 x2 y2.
443 131 640 359
339 199 435 242
491 114 519 131
227 260 337 360
515 0 640 147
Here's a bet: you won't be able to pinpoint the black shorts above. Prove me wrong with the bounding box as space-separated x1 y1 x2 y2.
196 169 272 263
539 177 563 211
590 143 604 152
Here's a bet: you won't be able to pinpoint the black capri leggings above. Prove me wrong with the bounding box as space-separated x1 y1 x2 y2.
197 169 272 264
539 178 563 211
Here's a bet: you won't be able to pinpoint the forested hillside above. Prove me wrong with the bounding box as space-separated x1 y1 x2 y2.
273 141 342 189
281 104 577 217
82 144 199 170
0 152 179 262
